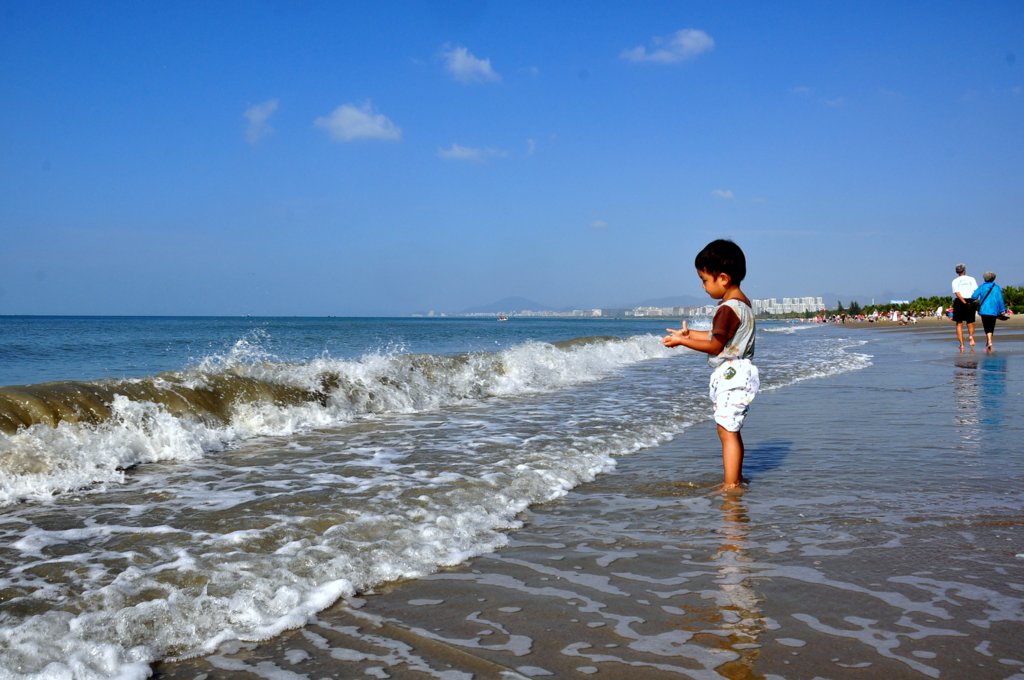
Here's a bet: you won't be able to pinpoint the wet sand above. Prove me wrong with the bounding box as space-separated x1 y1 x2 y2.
154 324 1024 680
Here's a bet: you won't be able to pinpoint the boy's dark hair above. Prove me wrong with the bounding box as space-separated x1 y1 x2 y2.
695 239 746 284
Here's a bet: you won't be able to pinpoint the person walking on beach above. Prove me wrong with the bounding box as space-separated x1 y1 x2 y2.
971 271 1013 352
951 264 978 352
663 239 759 491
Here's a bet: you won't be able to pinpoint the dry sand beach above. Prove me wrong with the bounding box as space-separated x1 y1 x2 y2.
154 319 1024 680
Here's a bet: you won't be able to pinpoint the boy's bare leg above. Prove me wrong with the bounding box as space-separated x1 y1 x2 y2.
718 425 745 490
968 322 976 348
956 322 965 351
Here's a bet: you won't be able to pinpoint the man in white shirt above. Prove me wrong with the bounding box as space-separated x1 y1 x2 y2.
951 263 978 352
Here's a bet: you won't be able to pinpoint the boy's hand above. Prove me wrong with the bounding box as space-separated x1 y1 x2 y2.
662 321 690 347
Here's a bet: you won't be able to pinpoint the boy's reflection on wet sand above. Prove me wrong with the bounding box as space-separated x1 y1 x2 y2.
710 493 766 679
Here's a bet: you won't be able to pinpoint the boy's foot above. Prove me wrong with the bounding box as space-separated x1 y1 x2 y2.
959 343 964 352
969 337 976 347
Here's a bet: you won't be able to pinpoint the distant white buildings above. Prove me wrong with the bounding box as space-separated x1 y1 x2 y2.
626 306 685 318
514 308 604 318
627 296 825 318
444 296 826 319
751 296 825 315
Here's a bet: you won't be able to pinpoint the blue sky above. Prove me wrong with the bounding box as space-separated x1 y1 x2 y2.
1 1 1022 315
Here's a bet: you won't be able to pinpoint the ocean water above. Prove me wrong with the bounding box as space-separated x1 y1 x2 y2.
0 316 873 679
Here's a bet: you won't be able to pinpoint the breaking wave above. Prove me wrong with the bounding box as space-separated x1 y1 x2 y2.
0 335 671 506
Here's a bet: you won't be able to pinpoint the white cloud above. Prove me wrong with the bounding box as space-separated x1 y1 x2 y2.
437 144 507 163
711 189 735 200
438 144 482 162
792 86 850 108
591 219 609 230
442 45 500 83
244 99 279 144
526 138 536 156
314 101 401 142
621 28 714 64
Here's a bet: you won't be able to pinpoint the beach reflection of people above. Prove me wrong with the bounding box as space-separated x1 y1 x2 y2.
978 355 1007 427
711 494 765 678
951 263 978 352
953 356 980 449
970 271 1013 352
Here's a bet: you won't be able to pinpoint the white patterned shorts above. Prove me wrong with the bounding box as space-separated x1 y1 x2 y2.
709 359 759 432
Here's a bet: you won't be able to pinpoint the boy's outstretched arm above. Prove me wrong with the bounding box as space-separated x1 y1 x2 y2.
663 321 726 355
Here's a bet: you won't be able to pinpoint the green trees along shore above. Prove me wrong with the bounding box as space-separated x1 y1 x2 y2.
824 286 1023 319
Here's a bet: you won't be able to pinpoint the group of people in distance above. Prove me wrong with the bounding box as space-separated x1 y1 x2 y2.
951 263 1013 353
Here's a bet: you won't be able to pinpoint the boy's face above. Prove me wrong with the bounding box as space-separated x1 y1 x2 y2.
697 269 730 300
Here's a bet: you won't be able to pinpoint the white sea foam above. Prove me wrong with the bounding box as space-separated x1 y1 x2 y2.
0 395 229 504
0 411 669 679
761 323 818 334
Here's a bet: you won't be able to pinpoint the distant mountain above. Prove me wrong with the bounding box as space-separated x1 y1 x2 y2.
632 294 707 308
824 287 938 308
462 296 554 314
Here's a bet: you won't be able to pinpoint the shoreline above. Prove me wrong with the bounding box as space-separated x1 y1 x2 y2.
826 314 1024 347
819 314 1023 327
154 325 1024 679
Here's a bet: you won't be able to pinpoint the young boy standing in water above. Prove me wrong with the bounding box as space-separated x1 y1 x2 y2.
663 239 759 491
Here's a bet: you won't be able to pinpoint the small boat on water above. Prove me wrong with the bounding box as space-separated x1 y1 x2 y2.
497 313 508 321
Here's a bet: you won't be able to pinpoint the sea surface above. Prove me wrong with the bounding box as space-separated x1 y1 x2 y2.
0 315 944 679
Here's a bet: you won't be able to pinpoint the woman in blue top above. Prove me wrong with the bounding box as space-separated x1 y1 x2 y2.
971 271 1013 352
